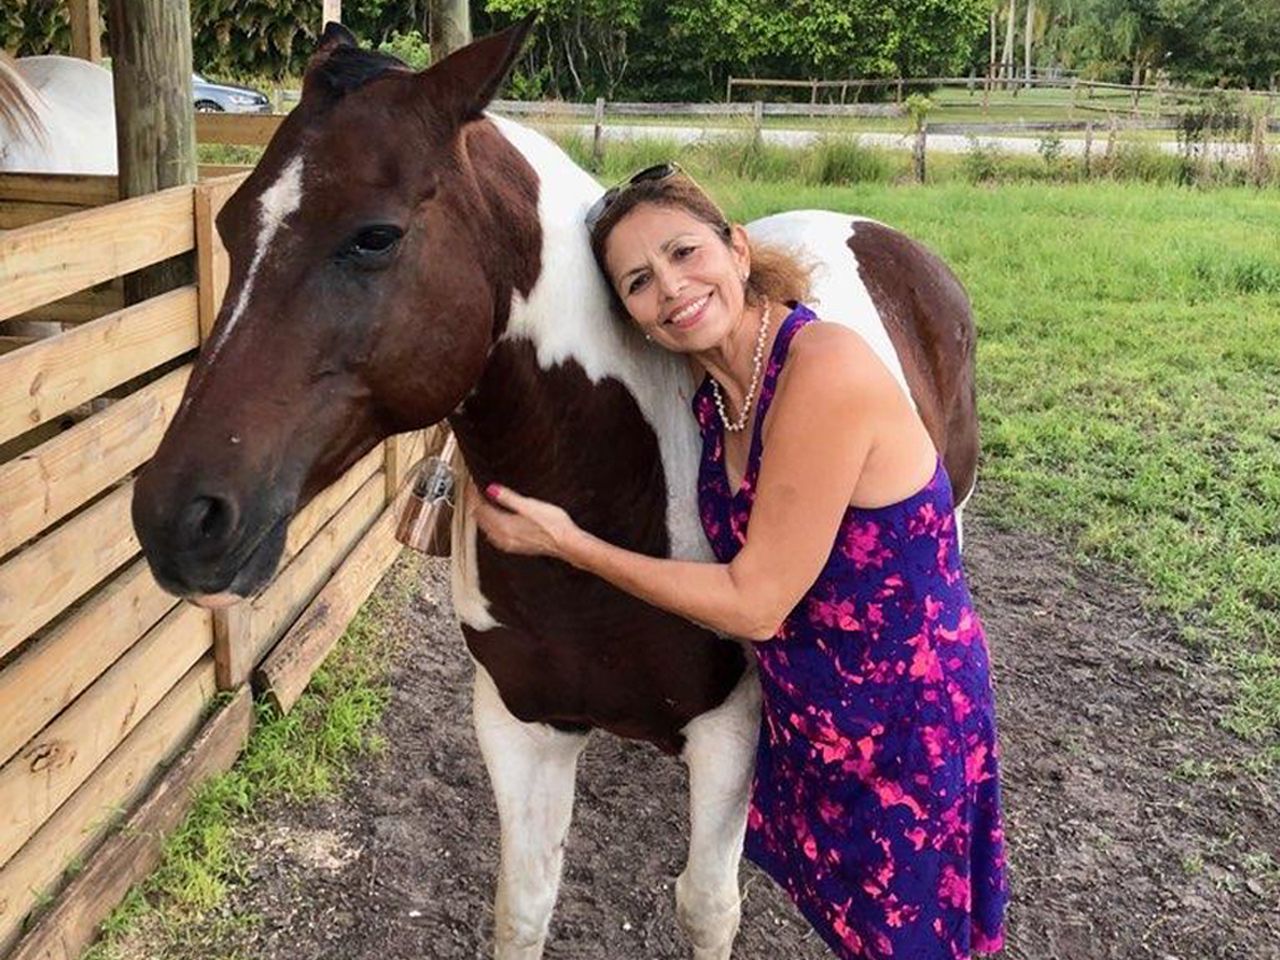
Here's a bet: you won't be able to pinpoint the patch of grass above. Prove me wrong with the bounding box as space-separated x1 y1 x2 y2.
82 558 420 959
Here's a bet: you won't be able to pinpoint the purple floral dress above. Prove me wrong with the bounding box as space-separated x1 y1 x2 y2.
694 304 1008 959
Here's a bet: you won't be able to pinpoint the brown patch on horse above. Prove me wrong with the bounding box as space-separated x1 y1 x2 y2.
846 222 979 500
452 338 747 753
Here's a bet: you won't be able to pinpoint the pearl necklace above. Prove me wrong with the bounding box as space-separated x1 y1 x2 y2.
710 299 771 433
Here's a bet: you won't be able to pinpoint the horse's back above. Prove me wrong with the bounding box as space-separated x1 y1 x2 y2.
747 209 978 500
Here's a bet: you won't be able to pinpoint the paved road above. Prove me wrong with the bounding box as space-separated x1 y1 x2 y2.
551 121 1252 160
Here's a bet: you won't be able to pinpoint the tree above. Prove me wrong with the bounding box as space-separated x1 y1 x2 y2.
429 0 470 60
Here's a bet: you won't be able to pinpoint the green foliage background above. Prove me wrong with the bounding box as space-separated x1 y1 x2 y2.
1 1 1277 96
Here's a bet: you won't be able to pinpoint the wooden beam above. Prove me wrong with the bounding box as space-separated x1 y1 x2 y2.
68 0 103 63
193 175 246 341
195 112 284 147
106 0 197 304
0 285 198 447
7 682 251 960
0 658 213 955
0 365 191 556
384 430 424 502
0 602 210 868
0 558 177 770
258 502 402 713
0 185 195 324
0 482 139 659
0 173 116 206
322 0 342 26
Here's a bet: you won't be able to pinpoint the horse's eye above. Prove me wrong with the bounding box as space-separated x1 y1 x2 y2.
342 225 403 263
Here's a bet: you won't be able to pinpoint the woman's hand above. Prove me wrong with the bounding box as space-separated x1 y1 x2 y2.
470 482 581 559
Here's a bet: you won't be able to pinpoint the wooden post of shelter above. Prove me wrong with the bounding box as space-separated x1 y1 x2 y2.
106 0 197 305
592 96 606 170
912 122 927 184
68 0 103 63
429 0 473 62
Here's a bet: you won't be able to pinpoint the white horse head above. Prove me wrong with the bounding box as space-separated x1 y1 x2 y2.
0 53 116 174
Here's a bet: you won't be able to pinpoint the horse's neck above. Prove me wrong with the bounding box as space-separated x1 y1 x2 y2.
458 116 710 561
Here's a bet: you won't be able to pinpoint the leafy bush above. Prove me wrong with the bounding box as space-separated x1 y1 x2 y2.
377 29 429 70
961 137 1002 183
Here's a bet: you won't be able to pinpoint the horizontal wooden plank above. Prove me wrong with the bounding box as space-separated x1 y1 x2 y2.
0 366 191 557
195 112 283 147
259 503 401 712
0 657 213 956
0 602 211 869
0 286 198 448
7 680 249 960
197 163 254 179
222 470 384 688
0 203 88 231
0 558 178 770
0 184 195 324
0 174 117 206
0 482 139 660
283 448 384 566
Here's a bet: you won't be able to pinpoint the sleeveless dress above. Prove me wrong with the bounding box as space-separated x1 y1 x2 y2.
693 304 1008 960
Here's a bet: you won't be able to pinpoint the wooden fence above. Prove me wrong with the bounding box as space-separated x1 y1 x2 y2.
0 170 428 959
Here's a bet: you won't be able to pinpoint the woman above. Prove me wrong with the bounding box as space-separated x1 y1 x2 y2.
472 165 1008 959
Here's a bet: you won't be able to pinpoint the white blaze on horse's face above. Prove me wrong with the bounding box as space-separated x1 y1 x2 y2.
207 154 306 362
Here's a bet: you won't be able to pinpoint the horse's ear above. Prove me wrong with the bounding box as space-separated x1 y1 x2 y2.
420 13 538 127
317 21 359 54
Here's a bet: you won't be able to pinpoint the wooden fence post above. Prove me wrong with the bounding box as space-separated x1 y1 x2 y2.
592 96 606 170
913 122 927 184
752 100 764 148
1083 121 1094 178
896 78 905 103
107 0 197 305
68 0 102 63
322 0 341 25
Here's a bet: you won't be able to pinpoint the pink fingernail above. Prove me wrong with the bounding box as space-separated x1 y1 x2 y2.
485 483 502 500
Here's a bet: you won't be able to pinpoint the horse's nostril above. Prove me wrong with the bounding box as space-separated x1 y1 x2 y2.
179 495 237 548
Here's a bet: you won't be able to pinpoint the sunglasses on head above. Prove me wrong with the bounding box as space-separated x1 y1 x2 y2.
584 162 682 229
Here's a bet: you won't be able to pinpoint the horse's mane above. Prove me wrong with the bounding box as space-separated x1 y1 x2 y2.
308 45 408 101
0 51 47 144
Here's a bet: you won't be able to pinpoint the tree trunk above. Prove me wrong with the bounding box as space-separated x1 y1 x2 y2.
989 6 997 80
1001 0 1017 88
106 0 195 303
1024 0 1035 89
429 0 471 62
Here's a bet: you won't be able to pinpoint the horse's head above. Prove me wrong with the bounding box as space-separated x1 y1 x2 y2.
133 17 539 603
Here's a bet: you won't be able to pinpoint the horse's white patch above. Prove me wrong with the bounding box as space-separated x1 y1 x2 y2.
488 115 710 564
746 211 914 405
206 155 305 361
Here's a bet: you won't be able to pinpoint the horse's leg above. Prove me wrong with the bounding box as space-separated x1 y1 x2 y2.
473 663 588 960
676 664 761 960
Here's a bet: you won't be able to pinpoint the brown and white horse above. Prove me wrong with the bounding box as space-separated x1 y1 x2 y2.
131 19 978 960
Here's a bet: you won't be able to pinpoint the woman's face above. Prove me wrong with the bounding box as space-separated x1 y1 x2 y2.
602 203 751 354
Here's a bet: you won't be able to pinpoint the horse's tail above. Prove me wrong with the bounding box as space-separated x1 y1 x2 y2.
0 51 48 147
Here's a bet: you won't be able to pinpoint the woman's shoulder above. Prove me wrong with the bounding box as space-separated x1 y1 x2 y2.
785 317 881 392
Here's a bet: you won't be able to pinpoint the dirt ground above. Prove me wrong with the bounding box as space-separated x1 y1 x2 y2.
164 508 1279 960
